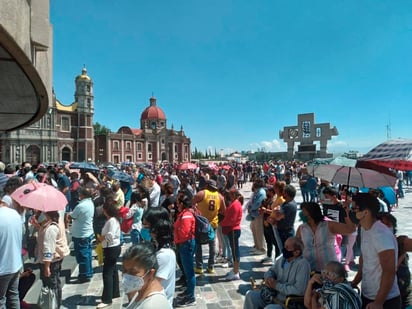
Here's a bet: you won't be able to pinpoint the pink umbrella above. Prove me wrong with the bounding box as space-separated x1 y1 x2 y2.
208 163 219 171
221 164 231 170
178 162 198 170
11 182 68 212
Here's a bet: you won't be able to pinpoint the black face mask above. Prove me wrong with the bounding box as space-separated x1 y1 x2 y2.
282 248 294 259
349 210 359 225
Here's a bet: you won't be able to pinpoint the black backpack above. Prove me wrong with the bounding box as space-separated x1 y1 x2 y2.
194 213 214 244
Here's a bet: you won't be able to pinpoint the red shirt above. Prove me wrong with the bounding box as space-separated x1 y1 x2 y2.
220 199 243 234
174 208 195 244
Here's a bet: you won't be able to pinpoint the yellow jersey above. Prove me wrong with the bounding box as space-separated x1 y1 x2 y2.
197 189 221 229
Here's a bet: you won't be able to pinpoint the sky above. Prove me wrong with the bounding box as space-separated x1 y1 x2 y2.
50 1 412 156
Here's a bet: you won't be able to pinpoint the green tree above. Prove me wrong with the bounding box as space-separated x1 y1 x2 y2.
94 122 111 135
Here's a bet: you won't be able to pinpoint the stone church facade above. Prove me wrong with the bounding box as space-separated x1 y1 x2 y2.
0 67 191 165
95 96 192 165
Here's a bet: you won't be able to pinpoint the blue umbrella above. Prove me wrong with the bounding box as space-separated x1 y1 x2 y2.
69 162 100 172
108 170 135 185
359 186 396 205
378 186 396 205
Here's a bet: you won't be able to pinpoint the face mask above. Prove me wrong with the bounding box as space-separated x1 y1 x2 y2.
140 227 152 242
121 271 149 294
282 248 295 259
299 211 309 223
322 277 335 289
322 198 333 205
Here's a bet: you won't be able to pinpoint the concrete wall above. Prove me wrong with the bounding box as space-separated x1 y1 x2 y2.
0 0 52 108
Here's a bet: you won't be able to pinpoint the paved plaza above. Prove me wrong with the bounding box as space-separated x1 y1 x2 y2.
23 179 412 309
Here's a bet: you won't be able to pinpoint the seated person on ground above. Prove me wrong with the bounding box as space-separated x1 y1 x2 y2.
243 237 311 309
304 261 361 309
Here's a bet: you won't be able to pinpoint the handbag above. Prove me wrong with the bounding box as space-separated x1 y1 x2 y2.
38 285 58 309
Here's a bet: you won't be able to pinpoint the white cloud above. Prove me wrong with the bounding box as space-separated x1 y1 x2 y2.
251 139 287 152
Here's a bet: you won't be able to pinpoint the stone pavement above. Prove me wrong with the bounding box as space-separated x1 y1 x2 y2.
24 180 412 309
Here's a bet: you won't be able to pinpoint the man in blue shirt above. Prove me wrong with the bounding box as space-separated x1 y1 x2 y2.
248 179 267 254
69 187 95 282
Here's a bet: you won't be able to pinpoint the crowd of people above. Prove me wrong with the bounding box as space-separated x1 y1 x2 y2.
0 159 411 309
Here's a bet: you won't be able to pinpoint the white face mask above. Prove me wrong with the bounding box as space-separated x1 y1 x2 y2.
121 270 149 294
322 198 333 205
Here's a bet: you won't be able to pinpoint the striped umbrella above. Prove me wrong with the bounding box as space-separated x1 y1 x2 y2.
357 139 412 171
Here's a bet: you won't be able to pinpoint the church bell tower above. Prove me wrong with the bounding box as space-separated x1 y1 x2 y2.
75 66 94 113
74 66 95 162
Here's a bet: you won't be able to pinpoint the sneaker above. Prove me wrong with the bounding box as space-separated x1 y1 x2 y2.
176 276 186 286
226 271 240 281
96 302 112 308
177 289 188 297
261 256 272 263
176 285 187 292
216 256 227 264
207 266 215 274
175 295 196 307
194 267 204 274
250 248 266 255
221 262 230 268
249 247 258 253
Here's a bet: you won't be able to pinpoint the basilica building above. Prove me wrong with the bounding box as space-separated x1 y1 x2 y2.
0 68 191 165
96 96 192 165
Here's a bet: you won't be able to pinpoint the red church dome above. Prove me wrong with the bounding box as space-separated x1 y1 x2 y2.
140 96 166 120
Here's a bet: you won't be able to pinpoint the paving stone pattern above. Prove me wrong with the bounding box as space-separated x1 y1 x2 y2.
50 181 412 308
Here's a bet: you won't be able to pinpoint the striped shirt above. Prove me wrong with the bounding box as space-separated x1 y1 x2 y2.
321 282 361 309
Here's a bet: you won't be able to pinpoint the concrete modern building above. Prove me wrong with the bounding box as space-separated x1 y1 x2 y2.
279 113 338 161
0 0 52 134
95 96 192 165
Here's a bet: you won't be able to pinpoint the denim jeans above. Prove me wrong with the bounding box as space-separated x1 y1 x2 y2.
102 245 121 303
398 180 405 198
244 289 282 309
222 233 233 262
40 260 63 308
130 229 141 245
301 188 310 202
195 234 216 269
72 235 94 279
178 239 196 298
0 271 20 309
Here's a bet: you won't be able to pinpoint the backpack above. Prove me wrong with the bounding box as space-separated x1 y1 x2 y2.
194 213 214 244
119 206 133 233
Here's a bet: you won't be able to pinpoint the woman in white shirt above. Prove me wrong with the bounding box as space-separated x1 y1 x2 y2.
150 219 176 307
123 244 171 309
96 202 121 308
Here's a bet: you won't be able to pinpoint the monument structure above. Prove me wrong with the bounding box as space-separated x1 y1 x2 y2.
279 113 338 160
